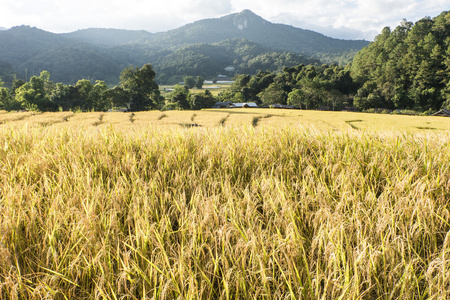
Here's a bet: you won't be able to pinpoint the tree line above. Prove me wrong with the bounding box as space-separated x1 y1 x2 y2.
0 65 216 112
218 64 356 110
0 65 159 112
349 11 450 111
218 11 450 112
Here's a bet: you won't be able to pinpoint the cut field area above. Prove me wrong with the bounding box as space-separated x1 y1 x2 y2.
0 109 449 133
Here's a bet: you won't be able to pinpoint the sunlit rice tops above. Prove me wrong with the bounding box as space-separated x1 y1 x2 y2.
0 113 450 299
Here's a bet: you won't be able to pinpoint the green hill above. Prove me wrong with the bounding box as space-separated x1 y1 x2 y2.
0 26 78 66
0 26 121 84
0 11 369 85
61 28 154 47
144 10 369 57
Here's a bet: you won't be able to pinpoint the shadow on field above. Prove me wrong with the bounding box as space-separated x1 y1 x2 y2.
415 126 438 130
252 114 274 127
93 113 105 126
218 113 230 126
345 119 364 130
179 123 202 128
158 113 168 120
39 113 75 127
0 112 43 125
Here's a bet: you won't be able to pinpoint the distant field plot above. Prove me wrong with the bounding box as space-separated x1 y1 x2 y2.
161 83 232 97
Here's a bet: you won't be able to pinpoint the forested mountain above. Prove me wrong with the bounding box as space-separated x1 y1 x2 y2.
0 27 322 85
145 10 368 58
348 10 450 111
22 47 122 84
107 39 320 84
61 28 154 47
0 26 121 84
0 26 79 66
60 10 368 61
0 11 368 85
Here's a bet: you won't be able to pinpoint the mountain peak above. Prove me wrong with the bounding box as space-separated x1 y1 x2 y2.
237 9 259 18
232 10 264 20
148 9 368 54
227 10 267 30
3 25 68 41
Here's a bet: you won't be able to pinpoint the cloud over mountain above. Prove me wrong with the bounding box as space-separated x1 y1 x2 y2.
0 0 448 40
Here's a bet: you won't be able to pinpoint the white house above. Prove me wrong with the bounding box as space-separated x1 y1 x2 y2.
233 103 258 108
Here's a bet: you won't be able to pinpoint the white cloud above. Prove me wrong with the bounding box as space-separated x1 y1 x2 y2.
0 0 447 39
230 0 449 39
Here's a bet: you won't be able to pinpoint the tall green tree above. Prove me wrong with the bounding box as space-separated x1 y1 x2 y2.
183 76 196 89
257 83 287 106
91 80 110 111
190 89 216 110
0 87 11 109
51 83 81 111
11 79 26 95
195 76 205 89
169 85 190 109
287 88 304 108
120 64 161 111
75 79 94 110
105 86 130 109
15 71 57 111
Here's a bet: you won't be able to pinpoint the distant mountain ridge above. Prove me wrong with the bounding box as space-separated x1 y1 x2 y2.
0 11 370 84
60 10 369 55
144 10 368 55
0 26 81 65
0 26 122 83
62 28 154 47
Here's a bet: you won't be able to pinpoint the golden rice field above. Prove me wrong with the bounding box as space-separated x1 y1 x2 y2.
0 108 449 132
0 109 450 299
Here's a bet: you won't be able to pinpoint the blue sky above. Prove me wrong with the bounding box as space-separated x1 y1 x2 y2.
1 0 448 40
